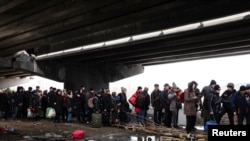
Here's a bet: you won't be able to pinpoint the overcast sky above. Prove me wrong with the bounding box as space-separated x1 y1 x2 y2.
109 54 250 96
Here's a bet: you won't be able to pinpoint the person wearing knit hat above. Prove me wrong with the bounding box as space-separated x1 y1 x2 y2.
200 80 217 116
227 83 234 89
202 84 221 132
235 85 250 125
151 83 163 125
219 82 237 125
210 80 217 86
172 82 177 90
239 85 246 92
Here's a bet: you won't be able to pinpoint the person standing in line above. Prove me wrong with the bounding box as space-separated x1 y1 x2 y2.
184 81 198 137
200 80 217 110
53 89 63 123
151 84 162 125
168 82 180 128
235 85 250 125
117 87 129 125
102 89 113 126
65 90 73 123
161 83 171 127
133 86 143 126
73 89 84 123
218 82 236 125
111 92 118 124
0 89 9 121
142 87 150 124
245 84 250 125
205 85 222 124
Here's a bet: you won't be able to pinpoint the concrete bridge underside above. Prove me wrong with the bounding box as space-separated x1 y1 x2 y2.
0 0 250 90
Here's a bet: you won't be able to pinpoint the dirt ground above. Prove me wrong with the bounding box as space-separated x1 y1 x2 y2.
0 119 136 141
0 118 209 141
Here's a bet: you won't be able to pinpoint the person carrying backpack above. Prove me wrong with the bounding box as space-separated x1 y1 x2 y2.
133 86 144 126
116 87 129 125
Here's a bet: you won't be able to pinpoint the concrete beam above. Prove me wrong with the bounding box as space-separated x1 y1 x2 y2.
0 51 44 87
0 58 11 68
1 0 250 56
38 61 144 91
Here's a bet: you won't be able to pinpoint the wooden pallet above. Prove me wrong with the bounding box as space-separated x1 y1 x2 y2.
112 123 208 141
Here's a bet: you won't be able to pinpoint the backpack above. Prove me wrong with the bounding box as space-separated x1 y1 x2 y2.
128 94 137 106
88 97 95 108
135 93 145 108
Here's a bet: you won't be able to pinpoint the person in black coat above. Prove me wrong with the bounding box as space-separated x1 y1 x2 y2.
102 89 113 126
117 87 129 125
141 87 150 123
13 86 24 119
73 89 84 123
203 85 222 128
235 86 250 125
151 84 163 125
0 90 9 120
218 83 237 125
53 89 63 123
41 90 49 119
23 87 32 119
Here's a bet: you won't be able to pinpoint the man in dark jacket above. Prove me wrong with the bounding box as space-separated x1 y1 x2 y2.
151 84 162 125
53 89 63 123
117 87 129 125
235 86 250 125
161 83 171 127
200 80 217 110
73 89 84 123
204 85 222 124
13 86 24 119
141 87 150 123
0 90 9 120
23 87 32 119
103 89 113 126
218 82 236 125
242 84 250 125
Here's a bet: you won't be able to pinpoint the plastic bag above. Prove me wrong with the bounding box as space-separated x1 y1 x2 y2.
27 108 33 118
46 107 56 118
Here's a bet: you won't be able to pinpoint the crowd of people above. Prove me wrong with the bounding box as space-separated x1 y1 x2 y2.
0 79 250 138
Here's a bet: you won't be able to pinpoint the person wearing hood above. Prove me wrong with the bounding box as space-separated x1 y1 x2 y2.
184 81 199 136
218 82 237 125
